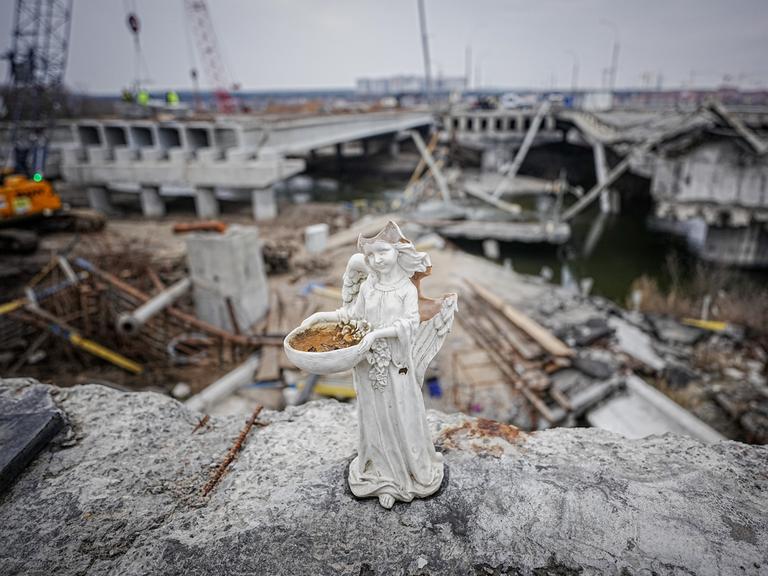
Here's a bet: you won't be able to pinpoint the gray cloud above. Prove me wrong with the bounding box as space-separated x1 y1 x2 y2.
1 0 766 94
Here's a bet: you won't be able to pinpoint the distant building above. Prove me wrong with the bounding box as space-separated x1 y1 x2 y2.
356 75 467 96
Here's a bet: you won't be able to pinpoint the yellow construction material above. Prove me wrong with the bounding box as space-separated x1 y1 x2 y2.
0 298 25 316
68 333 143 374
682 318 729 332
314 382 356 399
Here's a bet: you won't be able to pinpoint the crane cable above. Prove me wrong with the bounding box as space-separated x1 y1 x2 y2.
122 0 151 92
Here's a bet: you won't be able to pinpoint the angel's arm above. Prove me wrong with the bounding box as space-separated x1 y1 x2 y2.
339 279 367 321
368 284 419 340
301 285 367 327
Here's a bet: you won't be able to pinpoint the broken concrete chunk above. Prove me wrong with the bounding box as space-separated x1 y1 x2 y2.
0 380 64 493
573 350 618 380
555 316 614 347
649 314 707 346
608 316 666 372
663 362 700 388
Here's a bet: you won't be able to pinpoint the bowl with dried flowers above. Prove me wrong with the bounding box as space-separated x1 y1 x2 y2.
284 319 371 374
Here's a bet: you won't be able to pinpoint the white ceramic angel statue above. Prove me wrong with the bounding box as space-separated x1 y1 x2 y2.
299 221 457 509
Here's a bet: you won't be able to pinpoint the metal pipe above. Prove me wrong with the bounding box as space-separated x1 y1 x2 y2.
185 354 260 412
117 277 192 336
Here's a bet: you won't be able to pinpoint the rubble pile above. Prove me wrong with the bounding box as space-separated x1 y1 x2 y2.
507 283 767 443
0 240 279 392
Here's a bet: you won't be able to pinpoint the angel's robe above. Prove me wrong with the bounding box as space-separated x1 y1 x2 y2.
342 274 444 502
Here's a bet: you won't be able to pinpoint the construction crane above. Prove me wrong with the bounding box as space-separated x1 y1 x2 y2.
183 0 238 113
1 0 103 253
3 0 73 177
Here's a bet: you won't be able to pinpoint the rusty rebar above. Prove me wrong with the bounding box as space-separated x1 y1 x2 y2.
201 405 263 497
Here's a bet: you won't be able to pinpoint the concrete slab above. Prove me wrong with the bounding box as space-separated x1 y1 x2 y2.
588 375 725 442
608 316 666 371
0 382 63 493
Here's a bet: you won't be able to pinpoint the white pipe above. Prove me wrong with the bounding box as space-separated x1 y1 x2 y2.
185 354 260 413
116 277 192 336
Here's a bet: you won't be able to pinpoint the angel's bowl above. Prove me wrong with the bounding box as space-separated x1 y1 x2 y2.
284 322 364 375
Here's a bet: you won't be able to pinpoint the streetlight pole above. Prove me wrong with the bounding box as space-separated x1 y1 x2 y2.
417 0 432 105
565 50 579 94
600 19 620 91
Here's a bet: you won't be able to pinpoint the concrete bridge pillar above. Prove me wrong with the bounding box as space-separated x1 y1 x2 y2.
194 187 219 219
86 186 113 215
517 114 525 134
252 187 277 221
140 186 165 218
388 137 401 157
335 143 344 171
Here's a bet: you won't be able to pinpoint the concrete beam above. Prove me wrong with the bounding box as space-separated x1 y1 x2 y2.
61 157 305 189
260 111 433 155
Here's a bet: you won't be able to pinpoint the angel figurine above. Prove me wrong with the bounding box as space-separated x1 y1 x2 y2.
297 221 457 509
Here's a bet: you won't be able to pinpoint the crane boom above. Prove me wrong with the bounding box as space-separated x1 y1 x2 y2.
183 0 237 113
4 0 74 176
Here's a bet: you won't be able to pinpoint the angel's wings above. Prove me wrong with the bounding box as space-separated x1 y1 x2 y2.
413 292 458 385
340 253 458 386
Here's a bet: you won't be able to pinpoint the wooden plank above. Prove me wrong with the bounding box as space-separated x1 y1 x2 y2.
255 290 281 381
457 310 556 423
464 278 574 358
277 290 297 370
470 296 543 360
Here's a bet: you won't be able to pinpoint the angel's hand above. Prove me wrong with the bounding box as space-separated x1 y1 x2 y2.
300 312 332 329
357 333 377 354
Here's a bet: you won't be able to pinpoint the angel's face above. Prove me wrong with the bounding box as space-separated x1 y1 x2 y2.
366 242 398 274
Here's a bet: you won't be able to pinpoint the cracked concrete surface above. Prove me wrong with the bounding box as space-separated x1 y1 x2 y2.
0 378 766 576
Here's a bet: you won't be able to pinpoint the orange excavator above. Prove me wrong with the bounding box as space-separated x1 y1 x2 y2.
0 171 104 253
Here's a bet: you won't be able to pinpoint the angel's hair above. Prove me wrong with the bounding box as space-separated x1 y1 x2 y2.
363 240 431 278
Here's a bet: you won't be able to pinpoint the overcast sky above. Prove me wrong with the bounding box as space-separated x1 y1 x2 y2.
1 0 767 94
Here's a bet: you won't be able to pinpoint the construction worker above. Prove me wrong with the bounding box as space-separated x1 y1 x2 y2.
137 89 149 106
165 90 179 106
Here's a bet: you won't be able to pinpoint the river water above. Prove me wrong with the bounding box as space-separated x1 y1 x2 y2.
301 145 767 307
